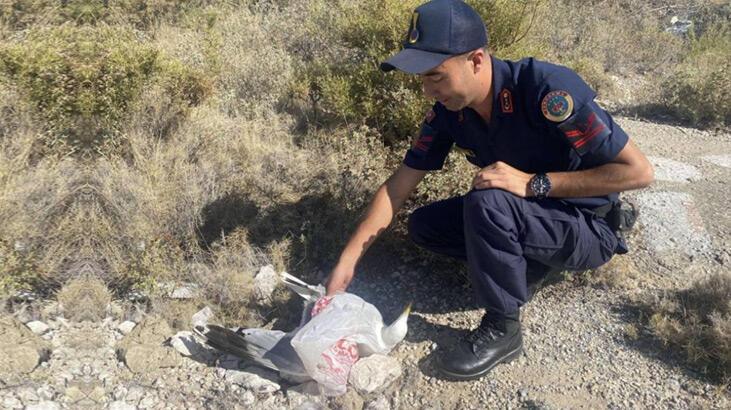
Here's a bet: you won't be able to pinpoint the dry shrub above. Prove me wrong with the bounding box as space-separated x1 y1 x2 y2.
648 272 731 381
213 6 294 117
276 0 546 142
582 254 641 289
56 276 112 322
528 0 683 96
660 22 731 127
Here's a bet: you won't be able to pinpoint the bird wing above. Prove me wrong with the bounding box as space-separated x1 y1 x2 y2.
280 272 325 302
194 324 309 381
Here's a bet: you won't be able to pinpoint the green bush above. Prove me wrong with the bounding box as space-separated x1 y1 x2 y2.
0 24 209 154
292 0 545 143
661 23 731 127
0 0 214 30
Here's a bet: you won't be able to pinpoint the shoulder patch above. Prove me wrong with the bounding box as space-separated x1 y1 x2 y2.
424 108 436 124
541 90 574 122
499 89 513 114
557 105 610 155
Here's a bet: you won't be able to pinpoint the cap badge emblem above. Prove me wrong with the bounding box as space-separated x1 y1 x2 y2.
408 12 420 43
541 90 574 122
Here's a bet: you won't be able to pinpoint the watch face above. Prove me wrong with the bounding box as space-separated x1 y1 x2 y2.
532 174 550 197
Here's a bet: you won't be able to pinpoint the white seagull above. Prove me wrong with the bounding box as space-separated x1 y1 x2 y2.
194 272 411 382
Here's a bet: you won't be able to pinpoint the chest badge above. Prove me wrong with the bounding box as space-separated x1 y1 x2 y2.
541 90 574 122
499 88 513 114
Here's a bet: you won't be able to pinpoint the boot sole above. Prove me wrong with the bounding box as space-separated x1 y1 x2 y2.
436 345 523 381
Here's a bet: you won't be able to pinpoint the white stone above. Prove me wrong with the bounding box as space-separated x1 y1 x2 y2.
170 286 196 299
646 156 701 183
170 331 205 357
348 354 402 395
25 402 61 410
125 386 144 403
225 367 280 394
702 154 731 168
117 321 136 335
365 396 391 410
138 394 157 409
2 396 23 410
36 386 55 401
192 306 213 327
26 320 50 335
253 264 279 303
241 390 256 406
108 402 136 410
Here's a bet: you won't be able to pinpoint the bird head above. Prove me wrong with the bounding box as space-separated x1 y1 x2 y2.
381 302 412 350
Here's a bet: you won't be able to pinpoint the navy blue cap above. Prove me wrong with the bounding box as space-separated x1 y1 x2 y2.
380 0 488 74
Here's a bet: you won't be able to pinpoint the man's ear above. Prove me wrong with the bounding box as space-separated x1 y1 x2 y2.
469 48 487 73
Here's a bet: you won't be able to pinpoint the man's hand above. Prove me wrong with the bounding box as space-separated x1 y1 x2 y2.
472 161 533 197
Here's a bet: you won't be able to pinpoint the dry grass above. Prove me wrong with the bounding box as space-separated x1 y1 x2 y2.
646 272 731 381
56 276 112 322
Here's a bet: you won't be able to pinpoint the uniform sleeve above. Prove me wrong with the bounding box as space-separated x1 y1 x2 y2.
402 104 454 171
535 67 629 167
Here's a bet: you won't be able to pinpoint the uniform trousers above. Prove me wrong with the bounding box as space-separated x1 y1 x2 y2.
407 189 618 316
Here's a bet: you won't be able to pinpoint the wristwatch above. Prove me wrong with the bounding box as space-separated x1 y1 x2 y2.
529 173 552 198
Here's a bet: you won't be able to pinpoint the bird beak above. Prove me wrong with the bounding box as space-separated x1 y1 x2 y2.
402 302 413 317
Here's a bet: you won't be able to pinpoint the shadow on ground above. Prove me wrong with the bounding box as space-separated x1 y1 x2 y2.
609 297 723 386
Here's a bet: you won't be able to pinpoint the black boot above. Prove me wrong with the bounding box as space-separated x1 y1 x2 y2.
435 311 522 380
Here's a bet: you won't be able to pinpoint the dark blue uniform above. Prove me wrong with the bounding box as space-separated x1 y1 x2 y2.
405 56 628 316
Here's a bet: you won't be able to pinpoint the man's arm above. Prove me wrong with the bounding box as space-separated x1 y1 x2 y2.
546 139 654 197
325 164 427 295
472 139 654 197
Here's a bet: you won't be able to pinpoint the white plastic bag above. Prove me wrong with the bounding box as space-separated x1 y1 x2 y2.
290 294 388 396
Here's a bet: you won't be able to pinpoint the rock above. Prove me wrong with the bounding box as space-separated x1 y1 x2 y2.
113 385 128 400
16 385 39 404
125 386 145 403
191 307 213 327
253 265 278 304
330 388 364 410
108 402 137 410
26 402 61 410
119 315 173 346
240 390 256 406
171 331 198 356
36 385 55 401
348 355 402 395
117 321 136 335
365 396 391 410
2 395 23 409
139 393 158 409
124 344 181 373
170 286 197 299
117 316 181 373
225 367 280 394
26 321 50 335
0 316 50 377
